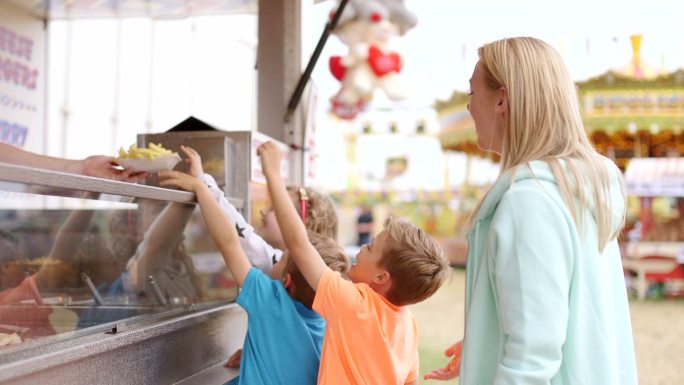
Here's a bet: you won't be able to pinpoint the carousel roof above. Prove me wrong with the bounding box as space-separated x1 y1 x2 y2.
7 0 256 19
577 68 684 90
616 35 662 80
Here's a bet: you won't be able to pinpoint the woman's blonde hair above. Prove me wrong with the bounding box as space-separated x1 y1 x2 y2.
475 36 625 251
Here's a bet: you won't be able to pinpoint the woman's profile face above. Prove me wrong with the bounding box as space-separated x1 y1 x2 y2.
467 61 504 154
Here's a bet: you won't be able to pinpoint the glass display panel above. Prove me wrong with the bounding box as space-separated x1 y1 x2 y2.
0 181 237 350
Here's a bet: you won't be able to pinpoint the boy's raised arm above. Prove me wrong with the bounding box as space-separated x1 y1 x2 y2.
257 142 327 290
158 170 252 286
187 145 282 272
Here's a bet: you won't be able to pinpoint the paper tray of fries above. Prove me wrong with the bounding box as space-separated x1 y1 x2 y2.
115 143 181 172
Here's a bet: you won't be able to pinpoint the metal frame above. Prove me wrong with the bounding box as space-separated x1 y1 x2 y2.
137 130 251 217
0 162 244 209
0 303 246 384
0 160 249 384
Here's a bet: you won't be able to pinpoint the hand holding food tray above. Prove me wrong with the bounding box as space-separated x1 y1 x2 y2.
114 143 181 172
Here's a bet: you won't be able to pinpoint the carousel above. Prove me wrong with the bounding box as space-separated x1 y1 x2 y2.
436 35 684 298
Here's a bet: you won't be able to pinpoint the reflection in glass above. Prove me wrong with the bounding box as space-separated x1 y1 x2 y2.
0 190 236 348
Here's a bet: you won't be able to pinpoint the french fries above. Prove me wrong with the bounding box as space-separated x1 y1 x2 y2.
0 333 21 346
116 143 178 160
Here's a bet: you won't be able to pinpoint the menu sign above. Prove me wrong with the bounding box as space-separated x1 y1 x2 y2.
0 3 45 153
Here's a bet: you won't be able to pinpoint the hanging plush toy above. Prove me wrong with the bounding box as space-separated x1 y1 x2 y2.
328 0 417 119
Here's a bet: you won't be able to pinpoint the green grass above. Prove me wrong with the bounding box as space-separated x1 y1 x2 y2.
411 267 465 384
419 346 459 384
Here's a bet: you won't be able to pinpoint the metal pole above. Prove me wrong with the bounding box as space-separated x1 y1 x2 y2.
284 0 349 123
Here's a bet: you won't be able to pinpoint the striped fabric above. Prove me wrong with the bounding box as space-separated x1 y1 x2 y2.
625 157 684 196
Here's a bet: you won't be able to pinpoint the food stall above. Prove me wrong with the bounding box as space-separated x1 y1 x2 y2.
622 157 684 299
0 1 309 384
0 128 259 383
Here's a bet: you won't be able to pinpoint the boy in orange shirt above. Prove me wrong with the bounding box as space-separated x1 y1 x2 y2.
258 141 450 385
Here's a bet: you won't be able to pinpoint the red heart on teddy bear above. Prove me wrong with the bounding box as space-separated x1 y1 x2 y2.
368 46 403 77
329 56 346 81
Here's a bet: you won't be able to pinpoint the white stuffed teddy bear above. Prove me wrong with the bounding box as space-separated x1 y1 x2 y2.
328 0 416 119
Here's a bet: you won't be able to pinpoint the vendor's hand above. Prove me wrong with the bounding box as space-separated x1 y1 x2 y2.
180 145 204 177
256 142 282 179
224 348 242 368
78 155 148 182
158 170 202 192
424 340 463 381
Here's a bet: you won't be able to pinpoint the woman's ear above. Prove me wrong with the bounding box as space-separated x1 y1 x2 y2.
496 86 508 116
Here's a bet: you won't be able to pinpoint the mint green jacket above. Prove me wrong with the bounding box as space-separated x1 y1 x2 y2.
461 160 638 385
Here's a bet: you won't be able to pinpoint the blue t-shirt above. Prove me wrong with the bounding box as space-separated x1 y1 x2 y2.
235 267 325 385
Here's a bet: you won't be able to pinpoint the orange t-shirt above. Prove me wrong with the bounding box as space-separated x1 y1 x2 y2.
312 269 419 385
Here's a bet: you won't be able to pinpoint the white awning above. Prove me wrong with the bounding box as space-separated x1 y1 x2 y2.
7 0 257 19
624 157 684 197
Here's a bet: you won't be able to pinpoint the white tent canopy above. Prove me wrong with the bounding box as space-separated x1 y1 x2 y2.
624 157 684 197
7 0 257 19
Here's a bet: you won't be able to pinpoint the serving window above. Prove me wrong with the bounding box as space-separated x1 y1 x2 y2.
0 167 238 350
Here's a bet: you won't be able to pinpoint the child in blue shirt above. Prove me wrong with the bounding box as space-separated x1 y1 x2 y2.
230 232 347 384
158 147 349 385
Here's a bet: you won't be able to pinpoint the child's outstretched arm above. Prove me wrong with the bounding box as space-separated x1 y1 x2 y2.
158 170 252 285
184 145 282 272
127 201 194 289
35 192 100 289
257 142 327 290
129 145 201 286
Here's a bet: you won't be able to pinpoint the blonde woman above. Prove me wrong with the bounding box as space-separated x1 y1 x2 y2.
426 37 637 384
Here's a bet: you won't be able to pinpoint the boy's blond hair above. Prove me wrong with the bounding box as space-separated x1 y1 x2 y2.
288 187 338 240
379 216 449 306
287 231 349 308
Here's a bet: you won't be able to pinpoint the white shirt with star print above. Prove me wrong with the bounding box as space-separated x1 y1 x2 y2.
198 173 283 273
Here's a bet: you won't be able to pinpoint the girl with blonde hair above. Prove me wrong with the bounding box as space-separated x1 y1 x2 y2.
426 37 637 384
